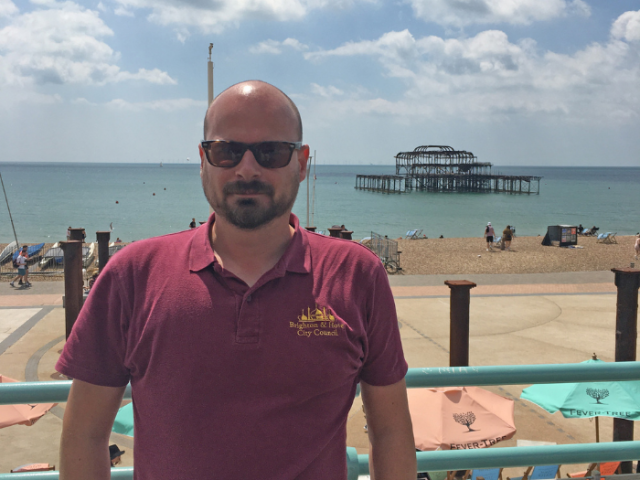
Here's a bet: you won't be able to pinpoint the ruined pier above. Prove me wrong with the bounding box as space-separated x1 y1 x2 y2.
355 145 541 194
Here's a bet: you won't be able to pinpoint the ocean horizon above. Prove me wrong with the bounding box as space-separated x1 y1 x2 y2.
1 163 638 243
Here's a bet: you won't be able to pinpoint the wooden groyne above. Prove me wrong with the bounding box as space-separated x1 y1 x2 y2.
355 145 541 194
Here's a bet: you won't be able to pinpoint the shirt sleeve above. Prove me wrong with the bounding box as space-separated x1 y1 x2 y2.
55 260 132 387
359 263 408 386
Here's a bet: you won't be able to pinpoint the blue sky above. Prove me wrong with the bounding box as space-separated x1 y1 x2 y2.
1 0 639 166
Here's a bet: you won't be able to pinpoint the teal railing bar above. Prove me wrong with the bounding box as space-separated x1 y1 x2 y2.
405 362 640 388
0 467 133 479
351 441 640 479
0 381 132 405
3 442 639 480
4 362 639 405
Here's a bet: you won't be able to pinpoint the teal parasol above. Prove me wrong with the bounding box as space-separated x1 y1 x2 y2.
520 356 640 442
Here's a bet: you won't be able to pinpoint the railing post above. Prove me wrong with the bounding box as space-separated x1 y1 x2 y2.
69 227 85 242
96 231 110 272
445 280 477 367
60 240 83 340
611 267 640 473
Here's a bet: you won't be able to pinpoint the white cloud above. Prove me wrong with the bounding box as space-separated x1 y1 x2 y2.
114 5 134 16
96 2 107 12
310 83 344 97
72 97 97 105
105 97 206 111
0 89 62 108
0 0 18 18
250 38 308 54
113 0 370 33
407 0 591 27
612 10 640 43
305 27 640 123
0 0 175 86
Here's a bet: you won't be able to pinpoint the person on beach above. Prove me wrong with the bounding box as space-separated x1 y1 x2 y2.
189 217 196 228
503 225 513 251
56 80 415 480
635 234 640 260
10 246 30 287
484 222 495 251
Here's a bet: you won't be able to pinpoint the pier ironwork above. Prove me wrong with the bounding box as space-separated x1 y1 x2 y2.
355 145 541 195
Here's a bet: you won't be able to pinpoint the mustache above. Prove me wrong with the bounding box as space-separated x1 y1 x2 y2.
223 180 274 196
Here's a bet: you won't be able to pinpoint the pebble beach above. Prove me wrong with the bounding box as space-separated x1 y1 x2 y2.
2 234 638 280
389 234 638 276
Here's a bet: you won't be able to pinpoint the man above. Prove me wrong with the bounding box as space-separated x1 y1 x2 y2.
56 80 415 479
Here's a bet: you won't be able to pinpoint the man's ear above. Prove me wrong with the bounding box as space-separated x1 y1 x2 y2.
297 145 310 183
199 144 206 175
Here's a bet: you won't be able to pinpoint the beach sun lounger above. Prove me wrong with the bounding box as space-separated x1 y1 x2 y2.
464 467 504 480
596 232 617 244
507 464 561 480
405 229 423 240
567 461 620 478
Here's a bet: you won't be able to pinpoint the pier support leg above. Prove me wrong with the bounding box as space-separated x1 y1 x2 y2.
612 267 640 473
96 231 110 272
445 280 477 367
61 240 83 340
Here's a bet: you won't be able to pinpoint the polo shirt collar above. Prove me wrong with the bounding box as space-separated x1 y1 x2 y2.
188 212 311 275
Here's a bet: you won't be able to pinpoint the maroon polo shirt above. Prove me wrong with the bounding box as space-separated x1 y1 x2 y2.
56 213 407 480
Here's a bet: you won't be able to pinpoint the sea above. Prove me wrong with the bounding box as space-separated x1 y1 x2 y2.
0 163 639 244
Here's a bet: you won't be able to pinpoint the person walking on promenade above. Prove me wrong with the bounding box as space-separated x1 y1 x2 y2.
10 245 30 287
484 222 496 251
503 225 513 251
56 80 416 480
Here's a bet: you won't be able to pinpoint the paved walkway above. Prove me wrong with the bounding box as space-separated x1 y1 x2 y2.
0 274 638 474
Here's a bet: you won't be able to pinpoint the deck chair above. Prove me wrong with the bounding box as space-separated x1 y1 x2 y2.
567 461 620 478
467 468 504 480
507 465 561 480
596 233 615 244
405 229 422 239
494 236 502 247
11 464 55 473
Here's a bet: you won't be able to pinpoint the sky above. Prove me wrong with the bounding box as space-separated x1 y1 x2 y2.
1 0 639 166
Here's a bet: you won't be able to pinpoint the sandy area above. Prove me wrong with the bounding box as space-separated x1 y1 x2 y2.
2 235 638 280
385 235 638 275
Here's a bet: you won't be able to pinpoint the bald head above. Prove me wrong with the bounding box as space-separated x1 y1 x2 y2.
203 80 303 142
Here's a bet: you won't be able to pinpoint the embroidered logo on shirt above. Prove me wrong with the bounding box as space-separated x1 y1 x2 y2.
290 304 346 338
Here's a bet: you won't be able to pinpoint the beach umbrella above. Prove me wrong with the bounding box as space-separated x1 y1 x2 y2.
0 375 57 429
520 356 640 442
407 386 516 451
112 401 134 437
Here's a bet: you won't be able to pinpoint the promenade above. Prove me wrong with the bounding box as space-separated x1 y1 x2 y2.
0 272 638 475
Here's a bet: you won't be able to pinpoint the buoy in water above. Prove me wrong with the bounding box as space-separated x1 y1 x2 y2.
153 193 156 196
116 201 119 204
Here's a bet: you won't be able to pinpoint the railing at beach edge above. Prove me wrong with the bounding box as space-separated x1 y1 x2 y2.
2 361 640 479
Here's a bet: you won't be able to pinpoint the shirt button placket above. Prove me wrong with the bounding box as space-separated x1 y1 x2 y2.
235 293 259 344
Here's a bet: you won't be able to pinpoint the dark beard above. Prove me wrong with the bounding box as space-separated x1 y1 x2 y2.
203 178 299 230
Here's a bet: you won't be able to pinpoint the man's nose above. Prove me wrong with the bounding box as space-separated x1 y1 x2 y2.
234 148 262 178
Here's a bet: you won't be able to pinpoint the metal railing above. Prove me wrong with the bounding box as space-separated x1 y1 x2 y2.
2 362 640 479
369 231 401 273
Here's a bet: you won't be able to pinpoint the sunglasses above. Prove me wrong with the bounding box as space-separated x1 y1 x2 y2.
201 140 302 169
